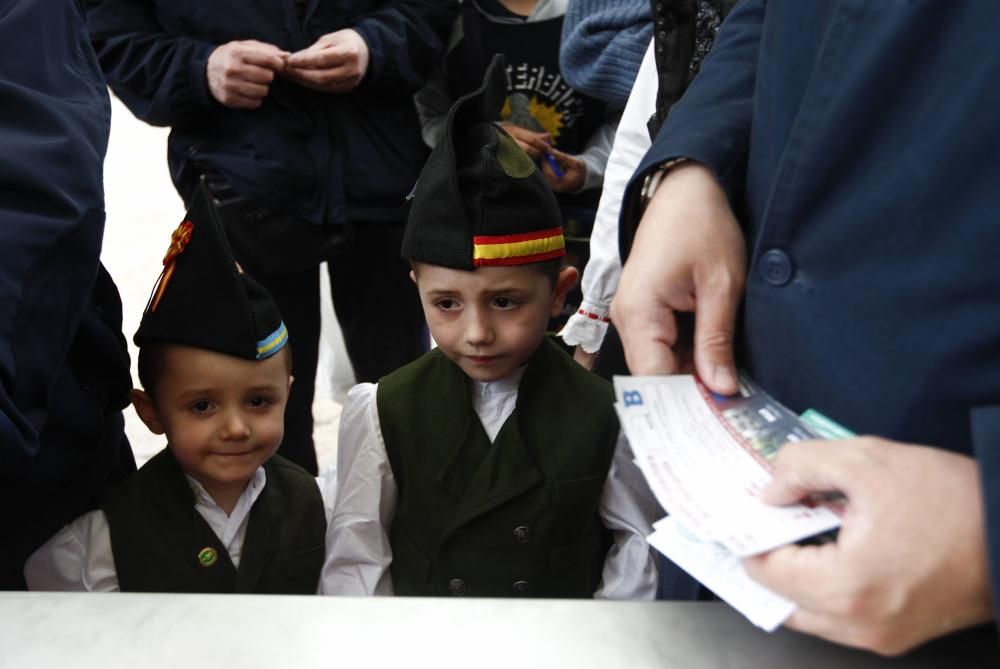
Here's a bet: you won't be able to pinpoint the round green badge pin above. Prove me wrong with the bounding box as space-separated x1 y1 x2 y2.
197 547 218 567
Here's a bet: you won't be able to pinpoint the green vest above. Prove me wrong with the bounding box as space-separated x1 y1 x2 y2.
103 449 325 593
378 338 618 597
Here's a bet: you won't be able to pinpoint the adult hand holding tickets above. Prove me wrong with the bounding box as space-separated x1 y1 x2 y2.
610 162 744 394
744 437 993 656
207 40 289 109
285 29 370 93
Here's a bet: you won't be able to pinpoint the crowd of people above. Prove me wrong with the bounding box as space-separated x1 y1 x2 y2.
4 0 1000 659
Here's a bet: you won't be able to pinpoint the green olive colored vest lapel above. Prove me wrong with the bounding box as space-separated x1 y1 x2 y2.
437 406 545 543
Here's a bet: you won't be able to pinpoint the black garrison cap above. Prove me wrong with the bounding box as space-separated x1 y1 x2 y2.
402 54 565 270
134 185 288 360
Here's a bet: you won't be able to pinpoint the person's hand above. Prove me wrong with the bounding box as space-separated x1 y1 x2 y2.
541 147 586 192
572 346 598 370
498 122 551 160
610 162 744 394
743 437 993 656
284 29 370 93
206 40 288 109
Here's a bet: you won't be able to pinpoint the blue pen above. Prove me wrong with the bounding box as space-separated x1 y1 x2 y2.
543 151 565 179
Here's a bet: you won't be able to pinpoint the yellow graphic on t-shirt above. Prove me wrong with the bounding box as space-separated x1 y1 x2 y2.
501 93 564 142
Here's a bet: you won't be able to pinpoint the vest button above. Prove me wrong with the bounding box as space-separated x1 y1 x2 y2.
512 580 530 595
448 578 467 596
513 525 532 543
759 249 794 286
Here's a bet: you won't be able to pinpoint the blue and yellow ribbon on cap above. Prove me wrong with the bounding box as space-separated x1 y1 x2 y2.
256 321 288 359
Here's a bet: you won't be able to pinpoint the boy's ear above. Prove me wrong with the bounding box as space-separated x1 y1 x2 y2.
409 269 417 285
288 375 295 393
129 388 165 435
550 265 580 318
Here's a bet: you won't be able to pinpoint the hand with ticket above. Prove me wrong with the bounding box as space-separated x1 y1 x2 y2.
611 162 745 395
743 437 993 656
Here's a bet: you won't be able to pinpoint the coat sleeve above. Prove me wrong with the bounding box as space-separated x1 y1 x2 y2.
618 0 764 260
0 0 110 455
320 383 397 596
594 429 660 600
85 0 218 127
347 0 459 97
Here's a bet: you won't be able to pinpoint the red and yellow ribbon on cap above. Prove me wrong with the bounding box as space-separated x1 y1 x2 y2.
150 221 194 312
472 227 565 267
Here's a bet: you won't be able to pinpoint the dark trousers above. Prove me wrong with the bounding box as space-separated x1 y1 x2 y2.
256 222 426 474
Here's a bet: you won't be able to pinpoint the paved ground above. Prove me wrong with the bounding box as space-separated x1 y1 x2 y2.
100 96 346 472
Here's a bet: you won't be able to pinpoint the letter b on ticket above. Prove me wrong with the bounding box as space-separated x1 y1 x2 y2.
623 390 644 407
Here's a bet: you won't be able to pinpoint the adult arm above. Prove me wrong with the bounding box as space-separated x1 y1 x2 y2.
559 41 656 360
594 430 660 599
743 438 994 656
320 383 397 596
85 0 224 126
0 0 109 455
611 0 764 392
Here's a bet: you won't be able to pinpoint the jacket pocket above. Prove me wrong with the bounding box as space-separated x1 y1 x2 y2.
552 474 605 506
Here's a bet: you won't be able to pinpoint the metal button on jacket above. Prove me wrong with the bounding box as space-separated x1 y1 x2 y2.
512 580 530 595
513 525 532 543
759 249 794 286
448 578 467 596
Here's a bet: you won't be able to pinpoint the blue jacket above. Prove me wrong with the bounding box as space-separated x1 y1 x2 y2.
0 0 133 587
86 0 457 226
624 0 1000 614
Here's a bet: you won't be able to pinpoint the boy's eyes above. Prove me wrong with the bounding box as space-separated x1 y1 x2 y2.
432 295 521 310
492 296 519 309
186 397 273 413
247 396 272 409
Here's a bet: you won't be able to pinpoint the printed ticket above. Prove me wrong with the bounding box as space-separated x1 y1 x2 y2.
614 374 847 631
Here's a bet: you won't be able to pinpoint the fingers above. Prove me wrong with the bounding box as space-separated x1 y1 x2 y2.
611 291 682 375
743 542 840 611
240 45 288 73
691 270 741 394
760 439 868 505
207 41 288 108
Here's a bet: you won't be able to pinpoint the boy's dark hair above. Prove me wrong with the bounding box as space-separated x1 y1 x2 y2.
137 343 293 398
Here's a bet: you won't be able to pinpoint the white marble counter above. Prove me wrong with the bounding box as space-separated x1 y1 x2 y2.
1 594 993 668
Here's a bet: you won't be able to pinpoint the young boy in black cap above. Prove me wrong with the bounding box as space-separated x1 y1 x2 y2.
25 189 332 593
322 56 659 598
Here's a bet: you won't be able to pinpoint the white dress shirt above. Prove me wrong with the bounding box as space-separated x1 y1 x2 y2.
321 367 660 599
24 465 338 591
559 41 657 353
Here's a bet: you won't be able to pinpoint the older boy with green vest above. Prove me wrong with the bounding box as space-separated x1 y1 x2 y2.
322 57 659 598
25 189 332 593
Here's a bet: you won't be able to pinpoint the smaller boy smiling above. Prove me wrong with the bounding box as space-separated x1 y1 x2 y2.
26 191 331 593
322 57 659 598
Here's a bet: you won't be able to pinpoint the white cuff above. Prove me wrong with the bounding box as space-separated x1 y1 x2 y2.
559 301 611 353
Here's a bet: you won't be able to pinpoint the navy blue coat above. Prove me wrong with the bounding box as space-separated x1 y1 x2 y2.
86 0 457 226
0 0 134 587
624 0 1000 614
